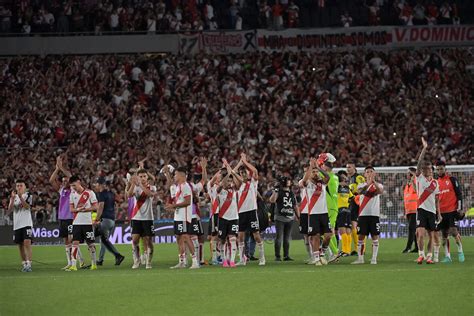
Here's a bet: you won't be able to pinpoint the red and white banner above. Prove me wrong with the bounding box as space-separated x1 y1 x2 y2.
391 25 474 47
256 27 392 52
201 30 257 54
256 25 474 52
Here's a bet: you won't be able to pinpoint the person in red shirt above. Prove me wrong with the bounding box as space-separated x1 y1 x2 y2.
272 1 283 30
402 167 418 253
434 161 465 263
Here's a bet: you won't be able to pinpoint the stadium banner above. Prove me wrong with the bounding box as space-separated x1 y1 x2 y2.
256 26 392 52
2 218 473 245
201 30 257 54
256 25 474 52
391 25 474 47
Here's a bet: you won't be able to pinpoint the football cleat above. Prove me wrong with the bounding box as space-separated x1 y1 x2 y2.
320 257 328 265
426 259 434 264
61 265 71 271
370 259 377 265
258 257 266 266
222 260 229 268
229 261 236 268
189 263 200 269
170 262 186 269
458 253 465 263
132 261 140 269
351 259 364 265
65 265 78 272
90 264 97 270
441 256 452 263
416 256 424 264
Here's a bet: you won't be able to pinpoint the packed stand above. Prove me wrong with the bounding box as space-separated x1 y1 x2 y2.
0 0 473 35
0 48 473 223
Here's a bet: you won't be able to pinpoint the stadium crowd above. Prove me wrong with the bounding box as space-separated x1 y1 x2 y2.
0 0 472 34
0 48 473 223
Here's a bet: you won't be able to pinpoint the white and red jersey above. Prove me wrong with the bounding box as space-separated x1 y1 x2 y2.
70 189 98 225
416 175 439 214
172 182 193 223
357 183 383 217
238 178 258 213
207 182 219 216
217 188 239 221
12 192 33 230
189 181 204 220
300 180 327 215
131 185 156 221
298 180 308 214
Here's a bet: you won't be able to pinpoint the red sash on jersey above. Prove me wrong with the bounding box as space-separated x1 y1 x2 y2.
358 184 375 215
211 199 219 216
418 179 437 207
308 191 321 215
131 188 149 219
305 183 322 215
238 181 251 211
73 190 90 220
219 191 234 218
299 196 307 211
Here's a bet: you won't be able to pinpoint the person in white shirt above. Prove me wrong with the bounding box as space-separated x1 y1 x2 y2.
166 167 200 269
236 153 266 266
217 159 243 268
7 180 33 272
415 137 441 264
351 166 384 265
67 175 99 271
185 157 208 265
110 10 119 31
126 169 157 269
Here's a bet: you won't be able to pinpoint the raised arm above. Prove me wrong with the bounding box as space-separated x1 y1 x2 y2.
314 158 330 184
300 163 312 187
126 175 138 198
7 191 16 214
416 137 428 176
49 157 62 192
200 157 208 185
223 158 243 187
58 156 72 178
209 170 222 187
240 153 258 180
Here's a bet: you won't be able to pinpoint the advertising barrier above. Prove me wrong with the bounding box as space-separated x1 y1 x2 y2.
1 218 473 245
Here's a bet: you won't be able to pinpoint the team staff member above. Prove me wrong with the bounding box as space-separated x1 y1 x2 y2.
269 175 297 261
336 171 352 256
7 180 34 272
402 167 418 253
434 161 465 263
94 177 125 266
346 163 365 256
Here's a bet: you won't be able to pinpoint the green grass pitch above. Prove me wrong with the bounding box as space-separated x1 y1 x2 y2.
1 238 473 315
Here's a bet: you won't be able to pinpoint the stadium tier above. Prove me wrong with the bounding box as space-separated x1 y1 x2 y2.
1 0 474 34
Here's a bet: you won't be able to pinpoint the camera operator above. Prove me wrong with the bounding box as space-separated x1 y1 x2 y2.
269 175 297 261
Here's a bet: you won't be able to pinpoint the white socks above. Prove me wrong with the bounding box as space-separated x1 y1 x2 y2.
372 240 379 261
